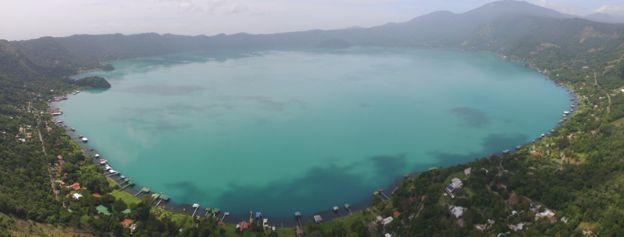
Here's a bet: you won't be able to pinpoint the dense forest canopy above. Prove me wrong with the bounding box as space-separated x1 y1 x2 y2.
1 0 624 236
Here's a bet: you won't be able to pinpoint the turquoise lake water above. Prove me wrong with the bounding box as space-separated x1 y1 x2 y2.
58 48 570 218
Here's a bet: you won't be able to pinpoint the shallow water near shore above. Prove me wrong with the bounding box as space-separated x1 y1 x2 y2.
58 47 570 218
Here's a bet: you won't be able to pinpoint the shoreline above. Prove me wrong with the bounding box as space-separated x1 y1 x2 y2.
49 53 580 227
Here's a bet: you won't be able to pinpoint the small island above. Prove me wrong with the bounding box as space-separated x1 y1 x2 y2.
73 76 111 89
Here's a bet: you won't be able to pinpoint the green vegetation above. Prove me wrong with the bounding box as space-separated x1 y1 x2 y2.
1 1 624 236
73 76 111 89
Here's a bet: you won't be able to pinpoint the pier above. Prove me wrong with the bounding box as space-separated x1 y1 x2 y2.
120 181 134 190
135 187 150 196
191 203 200 218
294 211 304 237
375 188 391 200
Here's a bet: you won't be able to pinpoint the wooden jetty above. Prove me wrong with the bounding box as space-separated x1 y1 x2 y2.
220 212 230 222
155 194 170 206
135 187 150 196
375 188 390 200
344 203 352 214
191 203 200 218
120 181 134 190
294 211 304 237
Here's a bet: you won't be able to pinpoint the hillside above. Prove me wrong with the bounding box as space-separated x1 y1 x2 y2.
11 1 624 74
1 0 624 236
16 17 624 78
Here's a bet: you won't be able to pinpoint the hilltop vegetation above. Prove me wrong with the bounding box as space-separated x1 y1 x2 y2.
73 76 111 89
1 0 624 236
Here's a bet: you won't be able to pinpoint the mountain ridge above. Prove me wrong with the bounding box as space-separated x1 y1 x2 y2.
8 0 624 74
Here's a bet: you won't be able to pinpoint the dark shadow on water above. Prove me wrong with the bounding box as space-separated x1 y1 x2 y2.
212 164 370 218
429 133 528 166
161 153 411 221
122 85 209 96
369 153 408 181
163 181 210 201
449 106 490 128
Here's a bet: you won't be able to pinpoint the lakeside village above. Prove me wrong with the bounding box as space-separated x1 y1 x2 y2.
26 85 587 235
46 90 361 235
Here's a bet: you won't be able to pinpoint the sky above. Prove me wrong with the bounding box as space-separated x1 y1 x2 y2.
1 0 623 41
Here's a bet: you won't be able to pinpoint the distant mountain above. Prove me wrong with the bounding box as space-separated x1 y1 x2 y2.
586 13 624 24
8 0 624 73
463 0 574 19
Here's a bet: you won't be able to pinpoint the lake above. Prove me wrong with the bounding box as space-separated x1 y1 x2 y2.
58 48 570 219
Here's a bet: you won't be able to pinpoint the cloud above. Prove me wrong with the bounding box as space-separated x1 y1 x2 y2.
531 0 582 15
154 0 254 14
594 4 624 16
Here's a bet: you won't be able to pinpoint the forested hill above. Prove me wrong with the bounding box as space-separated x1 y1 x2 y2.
10 0 624 73
2 0 624 236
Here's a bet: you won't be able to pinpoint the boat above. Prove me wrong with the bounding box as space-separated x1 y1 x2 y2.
94 154 100 158
81 137 88 143
99 159 107 165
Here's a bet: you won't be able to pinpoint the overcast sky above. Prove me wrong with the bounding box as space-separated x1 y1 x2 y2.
1 0 623 41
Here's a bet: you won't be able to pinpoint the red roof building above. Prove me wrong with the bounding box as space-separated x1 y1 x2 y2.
238 221 250 231
121 219 134 229
68 182 80 190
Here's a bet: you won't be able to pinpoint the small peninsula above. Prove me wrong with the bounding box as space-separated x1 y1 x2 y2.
73 76 111 89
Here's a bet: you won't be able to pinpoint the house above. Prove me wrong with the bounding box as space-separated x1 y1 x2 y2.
71 193 83 200
508 222 527 232
449 205 466 218
535 209 556 222
237 221 250 231
122 209 132 215
96 205 111 216
313 215 323 224
381 217 394 226
68 182 81 191
464 168 472 176
121 219 134 229
262 218 269 228
446 178 463 193
475 224 488 231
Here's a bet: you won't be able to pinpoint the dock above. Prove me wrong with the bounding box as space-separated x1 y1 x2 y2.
135 187 150 196
191 203 200 218
120 181 134 190
155 194 170 206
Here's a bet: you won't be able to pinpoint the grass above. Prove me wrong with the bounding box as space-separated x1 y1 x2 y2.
111 190 142 207
106 177 119 189
611 117 624 127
